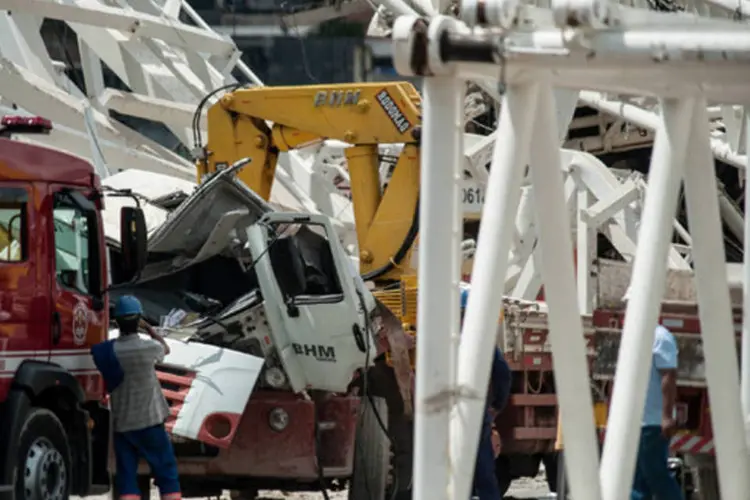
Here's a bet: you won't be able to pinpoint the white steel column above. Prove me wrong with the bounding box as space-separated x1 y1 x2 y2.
684 100 750 499
742 111 750 447
528 85 601 500
577 183 596 315
599 98 696 500
450 84 540 500
414 75 464 500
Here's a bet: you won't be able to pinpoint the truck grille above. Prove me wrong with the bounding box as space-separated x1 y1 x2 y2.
155 365 197 433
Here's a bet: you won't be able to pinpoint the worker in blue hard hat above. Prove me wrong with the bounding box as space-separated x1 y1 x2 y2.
460 284 512 500
91 295 181 500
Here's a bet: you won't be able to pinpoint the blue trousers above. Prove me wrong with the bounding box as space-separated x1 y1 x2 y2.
631 426 684 500
472 410 501 500
114 423 181 499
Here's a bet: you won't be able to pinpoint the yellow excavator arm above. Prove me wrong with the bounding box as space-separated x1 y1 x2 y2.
199 82 423 282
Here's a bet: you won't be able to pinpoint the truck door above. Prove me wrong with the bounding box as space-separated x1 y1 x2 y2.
49 187 107 395
0 184 48 398
247 213 375 394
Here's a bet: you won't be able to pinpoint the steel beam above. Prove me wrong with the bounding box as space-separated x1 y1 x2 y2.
600 98 695 500
0 0 235 57
683 97 750 500
450 83 538 500
0 56 193 176
414 76 464 500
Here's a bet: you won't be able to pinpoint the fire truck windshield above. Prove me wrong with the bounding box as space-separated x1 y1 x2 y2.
0 187 28 262
53 203 91 293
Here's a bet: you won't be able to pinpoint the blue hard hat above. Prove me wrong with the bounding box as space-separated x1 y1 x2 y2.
114 295 143 318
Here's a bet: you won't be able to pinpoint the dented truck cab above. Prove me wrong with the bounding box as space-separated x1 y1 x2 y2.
246 211 377 394
111 168 388 495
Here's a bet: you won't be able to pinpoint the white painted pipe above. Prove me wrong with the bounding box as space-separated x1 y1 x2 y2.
700 0 750 16
684 98 750 500
413 76 464 500
741 114 750 450
527 85 602 500
579 91 748 170
718 188 745 242
449 84 539 500
376 0 421 16
600 98 695 500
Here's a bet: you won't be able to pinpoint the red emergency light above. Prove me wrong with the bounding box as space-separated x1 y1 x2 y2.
1 115 53 131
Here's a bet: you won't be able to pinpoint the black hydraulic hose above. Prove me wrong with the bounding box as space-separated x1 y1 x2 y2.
360 196 420 282
314 411 332 500
192 83 242 152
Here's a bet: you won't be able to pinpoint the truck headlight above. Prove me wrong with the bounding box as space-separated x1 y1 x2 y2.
268 407 290 432
264 366 287 389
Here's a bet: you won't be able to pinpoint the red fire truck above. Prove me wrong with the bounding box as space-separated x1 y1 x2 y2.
0 115 147 500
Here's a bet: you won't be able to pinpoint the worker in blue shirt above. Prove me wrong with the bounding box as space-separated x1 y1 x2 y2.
625 288 684 500
460 284 512 500
92 296 181 500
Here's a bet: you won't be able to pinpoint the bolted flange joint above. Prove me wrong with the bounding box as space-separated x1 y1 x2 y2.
460 0 520 29
392 16 428 77
392 15 471 77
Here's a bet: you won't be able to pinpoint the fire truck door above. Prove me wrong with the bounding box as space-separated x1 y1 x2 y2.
0 184 43 396
49 187 107 389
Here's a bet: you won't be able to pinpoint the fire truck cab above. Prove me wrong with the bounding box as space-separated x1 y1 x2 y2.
0 116 147 500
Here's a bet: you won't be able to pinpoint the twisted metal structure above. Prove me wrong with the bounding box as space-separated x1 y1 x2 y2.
388 0 750 498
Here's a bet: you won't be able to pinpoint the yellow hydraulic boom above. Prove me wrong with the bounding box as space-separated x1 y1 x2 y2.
198 82 423 283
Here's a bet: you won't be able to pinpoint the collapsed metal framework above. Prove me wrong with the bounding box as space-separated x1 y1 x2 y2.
0 0 356 238
390 3 750 500
0 0 723 287
2 1 750 498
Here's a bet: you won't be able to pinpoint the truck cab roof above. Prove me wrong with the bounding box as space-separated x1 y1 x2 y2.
0 137 95 187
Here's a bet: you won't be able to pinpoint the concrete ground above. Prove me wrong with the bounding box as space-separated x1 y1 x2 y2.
80 474 551 499
506 473 553 499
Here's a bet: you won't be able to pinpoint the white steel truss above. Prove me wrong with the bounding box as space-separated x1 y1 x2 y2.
0 0 742 273
2 4 750 498
0 0 357 240
389 3 750 500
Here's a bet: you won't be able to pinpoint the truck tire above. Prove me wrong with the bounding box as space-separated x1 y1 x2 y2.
349 396 389 500
542 452 562 494
494 455 513 496
13 408 71 500
693 461 719 500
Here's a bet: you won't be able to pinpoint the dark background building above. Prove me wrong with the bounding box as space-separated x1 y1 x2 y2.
189 0 374 85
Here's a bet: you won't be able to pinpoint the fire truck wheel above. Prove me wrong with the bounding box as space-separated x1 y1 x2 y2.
14 408 71 500
349 396 389 500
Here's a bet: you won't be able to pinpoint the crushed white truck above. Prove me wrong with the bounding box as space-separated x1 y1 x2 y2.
103 166 415 500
